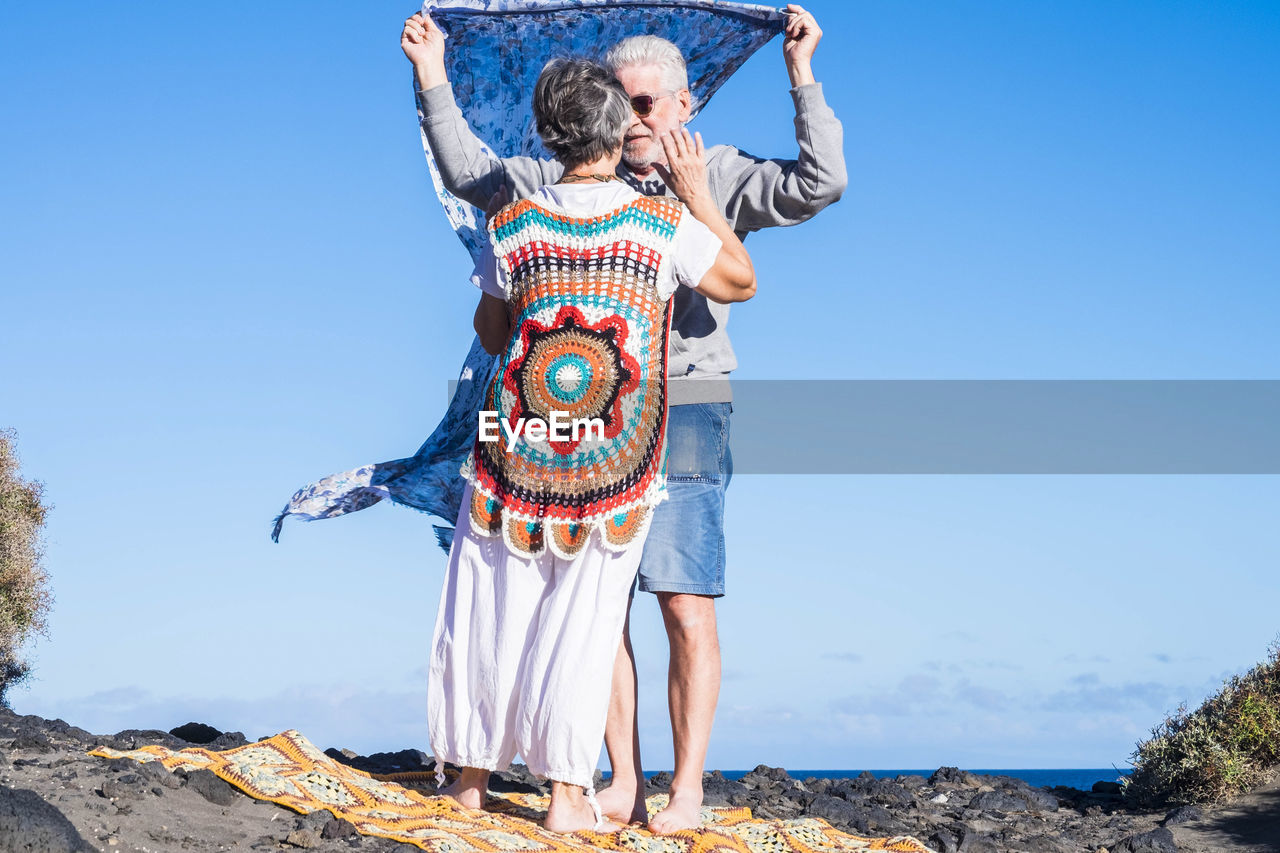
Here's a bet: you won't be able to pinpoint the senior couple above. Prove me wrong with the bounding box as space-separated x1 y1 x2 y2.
401 3 845 835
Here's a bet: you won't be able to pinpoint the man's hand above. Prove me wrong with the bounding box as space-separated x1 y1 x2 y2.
402 12 449 91
782 4 821 87
654 128 713 214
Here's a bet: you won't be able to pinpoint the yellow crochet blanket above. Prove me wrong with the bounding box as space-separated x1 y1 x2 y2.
90 731 934 853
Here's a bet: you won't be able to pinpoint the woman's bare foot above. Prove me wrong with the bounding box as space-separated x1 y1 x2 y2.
544 781 622 834
440 767 490 810
594 781 648 825
648 786 703 834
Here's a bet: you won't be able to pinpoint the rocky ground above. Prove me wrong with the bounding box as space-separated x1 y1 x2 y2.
2 708 1277 852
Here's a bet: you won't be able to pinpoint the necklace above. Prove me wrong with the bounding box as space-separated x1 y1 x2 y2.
557 172 619 184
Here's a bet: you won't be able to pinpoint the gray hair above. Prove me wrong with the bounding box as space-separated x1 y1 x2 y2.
533 58 631 169
605 35 689 92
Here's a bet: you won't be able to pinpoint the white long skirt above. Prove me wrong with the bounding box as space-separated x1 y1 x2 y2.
427 483 642 789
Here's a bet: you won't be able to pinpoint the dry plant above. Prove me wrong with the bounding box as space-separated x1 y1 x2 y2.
0 428 53 705
1126 641 1280 806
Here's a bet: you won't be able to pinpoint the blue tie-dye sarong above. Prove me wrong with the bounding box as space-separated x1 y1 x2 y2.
271 0 784 550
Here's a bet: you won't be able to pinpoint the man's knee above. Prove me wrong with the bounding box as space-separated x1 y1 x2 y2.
657 592 718 638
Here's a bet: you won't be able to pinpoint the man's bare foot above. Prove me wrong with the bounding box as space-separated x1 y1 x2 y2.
594 782 648 825
440 767 490 810
544 782 622 834
648 787 704 834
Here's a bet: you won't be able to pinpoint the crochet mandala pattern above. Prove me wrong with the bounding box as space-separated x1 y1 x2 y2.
465 197 681 558
90 731 935 853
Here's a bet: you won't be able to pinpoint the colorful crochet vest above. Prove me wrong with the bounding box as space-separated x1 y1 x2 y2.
464 194 683 558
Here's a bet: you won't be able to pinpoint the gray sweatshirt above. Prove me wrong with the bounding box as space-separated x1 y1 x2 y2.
417 81 847 404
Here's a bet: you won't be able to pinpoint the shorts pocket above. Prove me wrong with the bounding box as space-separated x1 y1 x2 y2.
665 404 731 483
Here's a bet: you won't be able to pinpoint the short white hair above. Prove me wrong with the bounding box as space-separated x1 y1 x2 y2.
533 58 631 168
605 35 688 92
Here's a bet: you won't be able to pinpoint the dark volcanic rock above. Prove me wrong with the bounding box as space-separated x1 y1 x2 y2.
739 764 794 795
284 828 321 848
804 795 869 833
1009 835 1076 853
109 728 186 750
1112 826 1178 852
169 721 223 743
332 747 431 776
0 787 93 852
38 717 96 746
1162 804 1203 825
969 790 1029 813
751 764 794 783
647 770 673 791
491 763 546 794
1093 780 1124 794
928 829 958 853
1019 788 1061 812
801 776 832 794
929 766 981 788
183 768 241 806
866 778 912 806
135 758 182 789
827 777 870 801
860 802 903 834
322 817 359 839
702 770 746 806
99 778 145 801
956 826 1003 853
12 731 54 752
208 730 250 750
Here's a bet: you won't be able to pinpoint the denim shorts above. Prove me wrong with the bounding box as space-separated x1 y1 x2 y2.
636 402 733 597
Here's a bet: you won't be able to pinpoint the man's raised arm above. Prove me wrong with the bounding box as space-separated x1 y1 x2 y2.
711 4 847 232
402 13 560 207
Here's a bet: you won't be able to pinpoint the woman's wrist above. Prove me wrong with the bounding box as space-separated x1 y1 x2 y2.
682 189 717 219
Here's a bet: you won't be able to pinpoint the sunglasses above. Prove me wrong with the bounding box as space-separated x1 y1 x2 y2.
629 91 677 118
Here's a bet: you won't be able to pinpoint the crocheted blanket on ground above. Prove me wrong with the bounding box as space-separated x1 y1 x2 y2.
89 730 934 853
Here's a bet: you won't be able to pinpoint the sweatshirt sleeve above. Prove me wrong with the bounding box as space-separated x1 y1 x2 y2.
417 82 562 208
710 82 848 233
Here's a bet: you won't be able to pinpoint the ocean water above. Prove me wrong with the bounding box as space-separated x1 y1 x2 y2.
621 769 1132 791
747 769 1132 791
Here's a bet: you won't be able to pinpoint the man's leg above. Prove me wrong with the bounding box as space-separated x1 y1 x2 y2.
594 604 648 824
648 592 720 833
638 402 732 834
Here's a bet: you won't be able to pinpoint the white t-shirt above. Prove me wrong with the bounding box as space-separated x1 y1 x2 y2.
471 182 722 302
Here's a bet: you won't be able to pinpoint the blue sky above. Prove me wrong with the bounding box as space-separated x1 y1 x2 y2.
2 1 1278 771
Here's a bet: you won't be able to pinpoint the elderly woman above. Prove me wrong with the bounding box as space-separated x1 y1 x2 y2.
426 57 754 833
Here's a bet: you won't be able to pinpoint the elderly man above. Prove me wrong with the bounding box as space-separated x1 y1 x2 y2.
402 4 846 833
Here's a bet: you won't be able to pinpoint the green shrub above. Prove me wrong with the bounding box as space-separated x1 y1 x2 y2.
0 429 52 706
1126 642 1280 806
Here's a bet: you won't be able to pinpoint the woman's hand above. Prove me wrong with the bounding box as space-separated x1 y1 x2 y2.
654 128 712 212
655 130 756 304
484 185 511 223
